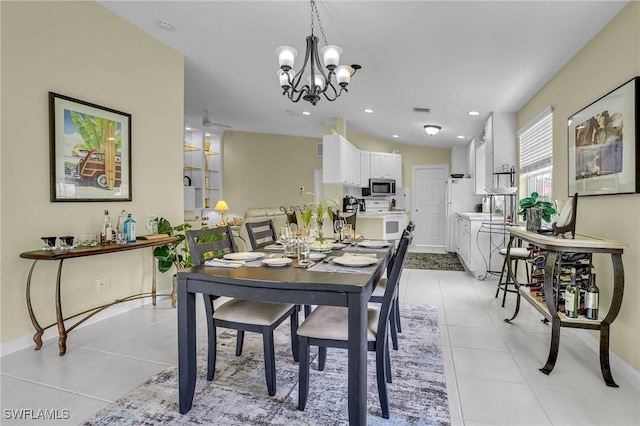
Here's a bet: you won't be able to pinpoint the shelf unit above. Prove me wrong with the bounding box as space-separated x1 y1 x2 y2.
183 129 223 215
477 170 517 279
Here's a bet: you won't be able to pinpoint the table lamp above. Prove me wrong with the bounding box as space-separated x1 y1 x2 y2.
214 200 230 225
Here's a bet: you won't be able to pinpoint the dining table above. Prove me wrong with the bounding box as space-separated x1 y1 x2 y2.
176 244 392 425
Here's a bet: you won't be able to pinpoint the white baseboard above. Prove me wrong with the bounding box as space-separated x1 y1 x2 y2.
573 328 640 392
0 294 169 357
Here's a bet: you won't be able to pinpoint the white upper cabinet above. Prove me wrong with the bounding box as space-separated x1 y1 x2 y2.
369 152 402 185
360 151 371 187
322 135 361 186
475 112 515 194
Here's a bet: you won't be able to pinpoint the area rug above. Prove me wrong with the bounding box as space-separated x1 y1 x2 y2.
82 304 449 425
403 253 465 271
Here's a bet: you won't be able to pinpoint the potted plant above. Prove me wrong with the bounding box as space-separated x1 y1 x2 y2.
517 192 556 231
152 218 194 273
301 199 339 249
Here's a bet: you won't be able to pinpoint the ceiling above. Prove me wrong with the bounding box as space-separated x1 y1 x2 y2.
99 1 628 148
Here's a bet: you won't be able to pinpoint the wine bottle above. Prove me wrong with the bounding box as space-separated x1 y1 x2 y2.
564 267 579 318
101 209 112 245
585 267 599 320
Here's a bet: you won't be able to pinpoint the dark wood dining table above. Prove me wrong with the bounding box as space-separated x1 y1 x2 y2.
176 248 391 426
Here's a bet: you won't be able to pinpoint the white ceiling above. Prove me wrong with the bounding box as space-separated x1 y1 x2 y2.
99 0 628 148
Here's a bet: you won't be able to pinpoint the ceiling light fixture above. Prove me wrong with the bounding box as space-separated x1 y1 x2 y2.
424 125 441 136
392 134 399 138
363 108 373 114
457 135 465 139
302 111 311 115
276 0 361 106
156 21 176 31
468 111 480 116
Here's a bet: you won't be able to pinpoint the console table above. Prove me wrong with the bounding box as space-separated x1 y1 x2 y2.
504 227 626 387
20 236 179 356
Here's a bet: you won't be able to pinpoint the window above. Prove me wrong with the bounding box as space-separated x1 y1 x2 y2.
519 107 553 200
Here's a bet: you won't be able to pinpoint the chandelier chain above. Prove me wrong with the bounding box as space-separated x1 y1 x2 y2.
310 0 328 46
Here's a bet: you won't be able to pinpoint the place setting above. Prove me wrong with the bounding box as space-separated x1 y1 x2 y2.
204 251 267 268
308 252 381 274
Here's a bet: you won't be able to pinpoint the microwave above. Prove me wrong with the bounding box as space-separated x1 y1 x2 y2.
364 178 396 197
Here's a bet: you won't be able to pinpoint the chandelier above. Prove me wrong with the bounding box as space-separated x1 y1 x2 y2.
276 0 360 106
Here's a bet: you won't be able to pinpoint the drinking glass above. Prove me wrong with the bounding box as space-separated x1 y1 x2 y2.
284 239 298 258
298 241 310 264
278 225 291 245
343 224 353 242
59 236 75 250
41 236 57 251
334 218 345 242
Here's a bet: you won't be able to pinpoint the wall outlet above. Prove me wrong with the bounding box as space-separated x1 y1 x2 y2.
97 277 110 291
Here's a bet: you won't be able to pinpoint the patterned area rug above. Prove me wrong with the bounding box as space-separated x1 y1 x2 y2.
403 253 465 271
83 305 449 425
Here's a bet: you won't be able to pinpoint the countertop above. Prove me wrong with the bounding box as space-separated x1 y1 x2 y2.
456 212 495 221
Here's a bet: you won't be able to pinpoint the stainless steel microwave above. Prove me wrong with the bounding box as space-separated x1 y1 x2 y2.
365 178 396 197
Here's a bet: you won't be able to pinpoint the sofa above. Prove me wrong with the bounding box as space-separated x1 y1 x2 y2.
229 207 290 251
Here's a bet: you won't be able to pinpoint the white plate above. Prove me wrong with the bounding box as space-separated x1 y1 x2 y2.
262 257 293 267
357 240 391 248
332 243 347 249
309 253 326 261
333 256 378 267
223 252 266 261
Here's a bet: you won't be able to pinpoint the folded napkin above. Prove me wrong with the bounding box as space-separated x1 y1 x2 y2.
342 252 377 259
204 259 245 268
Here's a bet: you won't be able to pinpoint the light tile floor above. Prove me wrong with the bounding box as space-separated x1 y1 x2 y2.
2 247 639 425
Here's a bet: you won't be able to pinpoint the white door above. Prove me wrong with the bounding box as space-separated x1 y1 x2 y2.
412 165 448 246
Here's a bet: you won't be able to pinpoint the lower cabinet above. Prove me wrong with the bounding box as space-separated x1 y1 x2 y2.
456 214 506 277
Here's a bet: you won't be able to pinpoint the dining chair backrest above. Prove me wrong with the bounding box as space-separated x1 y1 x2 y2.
280 206 298 227
245 219 278 250
406 221 415 232
343 212 357 231
186 225 237 266
376 232 412 343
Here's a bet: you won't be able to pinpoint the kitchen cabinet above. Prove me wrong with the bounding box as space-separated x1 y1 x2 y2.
360 151 371 187
474 112 515 194
455 212 505 277
184 129 223 212
363 151 402 186
323 135 361 186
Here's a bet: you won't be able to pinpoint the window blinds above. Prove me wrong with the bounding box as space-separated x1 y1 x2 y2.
518 107 553 174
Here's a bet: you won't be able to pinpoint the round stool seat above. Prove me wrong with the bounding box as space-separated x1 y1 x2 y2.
499 247 530 259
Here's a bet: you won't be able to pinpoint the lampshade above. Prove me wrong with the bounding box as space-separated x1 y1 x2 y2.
424 125 441 136
214 200 229 212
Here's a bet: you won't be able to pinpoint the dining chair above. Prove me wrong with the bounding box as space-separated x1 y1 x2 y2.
245 219 278 250
370 228 411 350
186 226 299 396
297 232 412 419
280 205 298 230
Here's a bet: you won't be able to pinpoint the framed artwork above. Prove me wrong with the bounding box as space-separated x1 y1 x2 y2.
568 77 639 196
49 92 132 202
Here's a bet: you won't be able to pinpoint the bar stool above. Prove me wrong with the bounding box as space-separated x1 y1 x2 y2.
495 245 531 307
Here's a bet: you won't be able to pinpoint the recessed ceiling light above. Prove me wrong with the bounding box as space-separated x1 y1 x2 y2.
302 111 311 116
392 134 399 138
185 126 192 131
205 133 211 136
363 108 373 114
468 111 480 116
156 20 176 31
457 135 465 139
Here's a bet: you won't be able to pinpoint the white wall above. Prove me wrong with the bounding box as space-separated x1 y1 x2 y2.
1 1 184 345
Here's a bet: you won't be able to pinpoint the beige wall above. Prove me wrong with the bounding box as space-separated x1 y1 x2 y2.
221 130 323 217
516 2 640 370
0 2 184 345
221 129 451 219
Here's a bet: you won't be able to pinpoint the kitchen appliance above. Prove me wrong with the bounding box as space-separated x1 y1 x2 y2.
445 178 483 252
356 198 366 212
343 195 358 213
365 178 396 197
